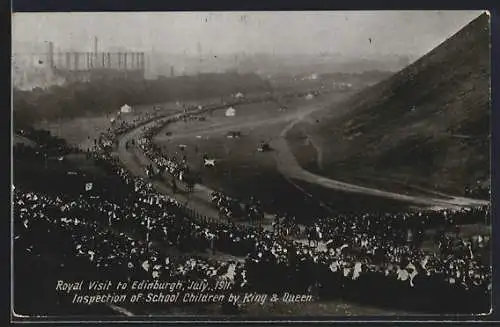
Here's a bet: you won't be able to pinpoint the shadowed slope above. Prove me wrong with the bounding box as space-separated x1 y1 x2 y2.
294 13 490 196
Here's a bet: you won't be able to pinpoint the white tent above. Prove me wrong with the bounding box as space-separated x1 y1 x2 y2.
235 92 244 99
225 107 236 117
120 104 132 113
305 93 314 100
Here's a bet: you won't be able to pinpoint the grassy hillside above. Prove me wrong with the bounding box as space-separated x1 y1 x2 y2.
292 13 490 197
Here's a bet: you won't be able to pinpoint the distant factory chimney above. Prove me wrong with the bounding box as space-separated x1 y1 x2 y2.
73 52 79 71
64 52 70 70
86 52 90 70
47 41 54 69
94 36 98 68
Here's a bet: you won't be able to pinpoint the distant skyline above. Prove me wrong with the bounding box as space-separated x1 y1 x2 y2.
13 11 484 58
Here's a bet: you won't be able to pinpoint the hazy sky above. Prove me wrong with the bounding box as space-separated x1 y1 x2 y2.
12 11 485 57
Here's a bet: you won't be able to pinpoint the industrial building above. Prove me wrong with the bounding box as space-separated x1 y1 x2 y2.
13 38 146 89
47 38 146 82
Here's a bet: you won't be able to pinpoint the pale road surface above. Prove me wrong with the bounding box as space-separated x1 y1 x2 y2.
14 134 37 147
271 105 490 209
116 113 325 248
117 100 488 230
117 118 223 220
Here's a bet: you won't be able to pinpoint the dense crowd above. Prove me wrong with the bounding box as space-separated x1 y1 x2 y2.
13 108 492 313
14 189 245 286
464 182 491 200
14 177 491 312
210 192 265 222
91 110 494 303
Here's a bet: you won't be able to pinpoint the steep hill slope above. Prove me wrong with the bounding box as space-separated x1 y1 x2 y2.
291 13 490 197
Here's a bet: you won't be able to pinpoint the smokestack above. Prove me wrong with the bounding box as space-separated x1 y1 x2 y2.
65 52 71 70
74 52 79 71
47 41 54 69
93 36 98 68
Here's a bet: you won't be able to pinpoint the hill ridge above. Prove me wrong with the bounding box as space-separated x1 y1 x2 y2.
292 13 490 197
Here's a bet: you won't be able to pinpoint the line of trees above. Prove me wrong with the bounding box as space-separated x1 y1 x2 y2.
13 73 272 128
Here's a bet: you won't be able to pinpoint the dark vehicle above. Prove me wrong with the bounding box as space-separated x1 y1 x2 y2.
257 142 271 152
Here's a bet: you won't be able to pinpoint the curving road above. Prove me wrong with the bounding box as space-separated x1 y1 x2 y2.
117 101 488 213
117 116 224 218
271 105 490 209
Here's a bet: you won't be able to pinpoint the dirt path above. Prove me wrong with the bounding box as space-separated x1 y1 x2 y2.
116 114 330 252
115 99 489 265
153 108 313 143
14 134 37 147
119 99 489 214
272 105 489 209
117 118 225 221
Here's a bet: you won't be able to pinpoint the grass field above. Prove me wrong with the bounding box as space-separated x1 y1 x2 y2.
151 90 417 221
32 92 289 150
153 99 315 218
34 101 182 150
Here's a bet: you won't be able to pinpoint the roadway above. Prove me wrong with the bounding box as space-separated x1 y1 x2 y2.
116 99 488 224
271 105 490 209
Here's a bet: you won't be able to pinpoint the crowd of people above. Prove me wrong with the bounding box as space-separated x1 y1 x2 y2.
210 192 265 222
135 115 204 192
464 181 491 200
13 107 493 314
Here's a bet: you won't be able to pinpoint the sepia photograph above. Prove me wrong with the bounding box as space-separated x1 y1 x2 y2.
11 11 491 319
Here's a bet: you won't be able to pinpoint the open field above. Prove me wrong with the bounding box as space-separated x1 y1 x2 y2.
34 102 181 150
152 92 358 218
